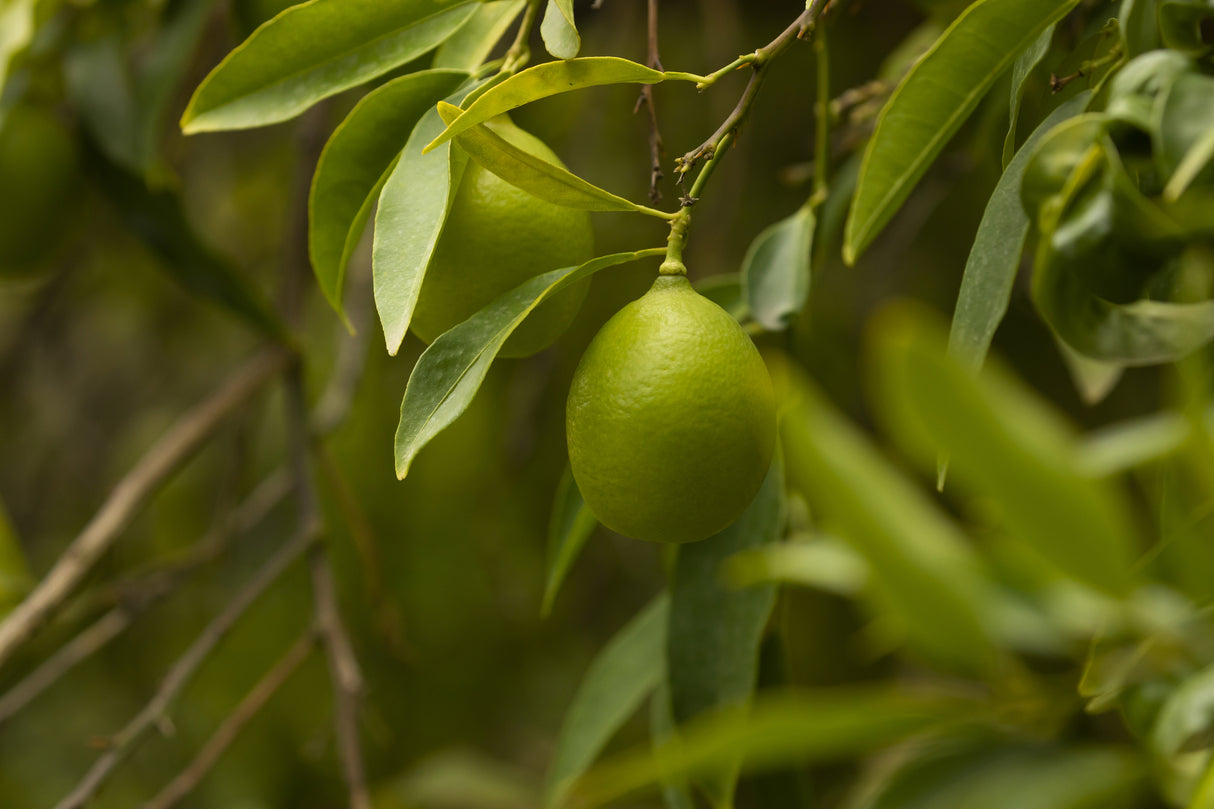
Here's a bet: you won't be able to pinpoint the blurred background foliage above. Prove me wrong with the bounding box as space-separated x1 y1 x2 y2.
0 0 1210 808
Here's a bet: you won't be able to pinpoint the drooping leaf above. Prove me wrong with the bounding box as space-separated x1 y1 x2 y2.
781 375 1000 674
433 0 526 72
844 0 1080 264
742 205 814 332
310 69 467 320
425 57 696 151
541 467 598 618
948 94 1091 376
1119 0 1160 56
1003 24 1056 168
89 148 285 338
395 249 663 478
873 306 1138 596
563 687 976 809
0 0 36 101
666 454 784 806
545 595 669 809
181 0 479 132
373 80 482 355
436 101 663 215
541 0 580 60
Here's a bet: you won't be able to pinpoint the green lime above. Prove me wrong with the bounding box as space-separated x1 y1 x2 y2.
566 274 777 543
411 118 594 358
0 105 80 278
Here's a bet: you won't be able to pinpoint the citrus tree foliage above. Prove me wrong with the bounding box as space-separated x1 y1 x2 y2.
2 1 1214 808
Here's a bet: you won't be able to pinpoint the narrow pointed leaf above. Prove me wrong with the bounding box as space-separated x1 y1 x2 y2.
545 595 669 809
311 69 467 320
425 58 690 151
844 0 1081 264
542 467 598 617
667 454 784 806
542 0 580 60
949 93 1090 375
437 101 661 214
395 249 663 478
742 206 814 332
374 80 482 355
564 688 975 809
1003 24 1056 168
434 0 526 72
181 0 478 133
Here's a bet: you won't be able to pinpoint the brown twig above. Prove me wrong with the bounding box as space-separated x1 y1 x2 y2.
141 630 318 809
51 522 319 809
635 0 665 203
0 347 289 672
0 470 291 727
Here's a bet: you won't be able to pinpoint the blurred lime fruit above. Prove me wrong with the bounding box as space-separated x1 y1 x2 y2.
411 118 594 358
566 274 777 543
0 105 80 278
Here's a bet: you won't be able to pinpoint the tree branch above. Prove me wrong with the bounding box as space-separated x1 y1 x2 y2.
51 521 319 809
141 630 318 809
0 346 289 672
635 0 665 203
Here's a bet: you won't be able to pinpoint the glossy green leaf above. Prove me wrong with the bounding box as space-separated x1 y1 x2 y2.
181 0 478 133
781 376 999 674
541 0 580 60
1119 0 1160 56
667 454 784 806
949 94 1090 376
542 467 598 618
425 58 694 151
873 307 1138 595
0 497 30 619
434 0 525 72
844 0 1080 264
0 0 35 100
395 249 662 478
310 70 467 321
545 595 669 809
90 151 286 338
742 205 814 332
562 687 975 809
725 537 869 597
436 101 663 215
374 80 482 356
1003 24 1055 168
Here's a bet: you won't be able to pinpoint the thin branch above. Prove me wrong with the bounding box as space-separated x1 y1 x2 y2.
0 471 291 726
141 631 318 809
51 522 319 809
635 0 665 203
0 347 289 672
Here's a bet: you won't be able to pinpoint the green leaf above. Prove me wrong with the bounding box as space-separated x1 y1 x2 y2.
949 94 1091 376
649 681 696 809
541 0 580 60
436 101 664 215
666 454 784 806
1076 409 1193 477
394 248 663 478
1159 0 1214 54
563 687 975 809
1003 25 1056 168
542 467 598 618
781 375 1000 674
1159 72 1214 198
1152 663 1214 805
434 0 526 72
545 595 669 809
742 206 814 332
373 79 482 356
425 57 693 152
310 69 467 321
1119 0 1160 56
0 0 36 101
90 150 286 338
873 306 1138 596
1057 338 1124 404
181 0 479 133
844 0 1080 264
0 496 30 619
724 537 869 597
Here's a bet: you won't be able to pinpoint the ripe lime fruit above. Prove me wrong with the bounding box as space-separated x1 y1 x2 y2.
411 118 594 358
566 274 777 543
0 105 80 278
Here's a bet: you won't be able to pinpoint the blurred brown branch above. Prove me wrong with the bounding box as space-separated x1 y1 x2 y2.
635 0 664 203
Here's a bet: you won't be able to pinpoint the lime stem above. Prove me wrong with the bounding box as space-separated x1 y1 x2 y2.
501 0 542 75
